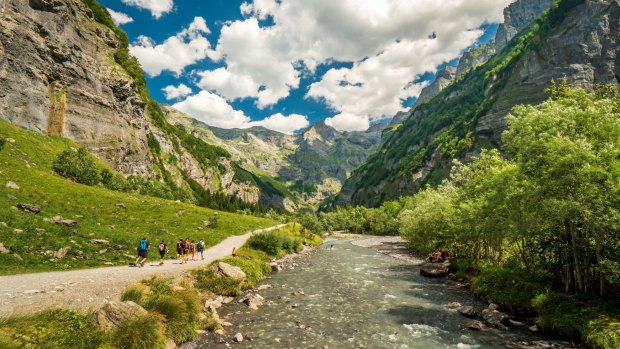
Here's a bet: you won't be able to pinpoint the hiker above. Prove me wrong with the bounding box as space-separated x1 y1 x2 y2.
135 237 149 267
176 238 184 262
197 239 205 260
232 246 238 257
158 240 167 266
189 240 196 261
183 238 190 263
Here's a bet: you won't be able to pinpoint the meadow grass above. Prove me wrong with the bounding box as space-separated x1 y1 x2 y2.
0 119 275 275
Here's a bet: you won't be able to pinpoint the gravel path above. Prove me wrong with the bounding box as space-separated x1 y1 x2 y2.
0 224 285 317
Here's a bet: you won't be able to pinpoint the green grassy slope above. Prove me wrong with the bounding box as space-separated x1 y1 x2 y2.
0 119 275 275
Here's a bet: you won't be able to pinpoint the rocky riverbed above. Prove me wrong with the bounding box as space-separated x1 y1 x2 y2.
185 237 574 348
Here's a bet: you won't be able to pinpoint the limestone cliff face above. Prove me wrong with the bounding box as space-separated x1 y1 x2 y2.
494 0 555 51
0 0 152 176
415 66 457 105
339 0 620 208
456 41 496 77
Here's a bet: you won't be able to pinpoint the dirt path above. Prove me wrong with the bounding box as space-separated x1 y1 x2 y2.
0 224 286 317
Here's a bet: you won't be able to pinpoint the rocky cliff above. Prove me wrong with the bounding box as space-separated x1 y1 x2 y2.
165 106 385 206
0 0 293 210
392 0 553 128
0 0 152 176
337 0 619 207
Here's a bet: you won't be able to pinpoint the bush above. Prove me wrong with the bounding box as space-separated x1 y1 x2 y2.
221 256 271 288
471 265 548 315
112 314 166 349
100 168 128 191
193 268 242 296
0 138 4 151
248 230 302 257
52 147 99 185
121 284 145 304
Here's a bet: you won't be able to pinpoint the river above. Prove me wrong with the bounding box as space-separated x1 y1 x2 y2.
187 237 572 349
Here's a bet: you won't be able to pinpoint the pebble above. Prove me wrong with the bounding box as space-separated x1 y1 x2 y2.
233 333 243 342
5 181 19 190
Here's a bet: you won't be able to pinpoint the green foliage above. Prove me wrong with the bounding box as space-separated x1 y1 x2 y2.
193 268 243 296
0 309 106 349
0 138 4 151
147 133 161 155
233 165 293 199
248 231 302 257
290 180 318 194
111 314 167 349
320 200 402 236
52 147 100 185
121 284 146 304
182 172 261 213
100 168 129 192
220 256 271 288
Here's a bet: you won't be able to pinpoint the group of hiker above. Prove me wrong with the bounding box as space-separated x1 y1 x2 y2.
428 248 449 263
134 237 206 267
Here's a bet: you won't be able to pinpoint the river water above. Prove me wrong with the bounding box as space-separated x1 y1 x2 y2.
189 238 571 349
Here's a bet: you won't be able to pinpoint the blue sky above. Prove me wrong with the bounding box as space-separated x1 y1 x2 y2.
100 0 509 133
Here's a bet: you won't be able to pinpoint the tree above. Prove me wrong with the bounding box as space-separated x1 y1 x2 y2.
52 147 100 186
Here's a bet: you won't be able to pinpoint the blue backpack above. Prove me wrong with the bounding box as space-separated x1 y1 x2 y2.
139 239 148 251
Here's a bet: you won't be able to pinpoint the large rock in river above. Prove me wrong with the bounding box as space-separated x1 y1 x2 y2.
420 261 451 278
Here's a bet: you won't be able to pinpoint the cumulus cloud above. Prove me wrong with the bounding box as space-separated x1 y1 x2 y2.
121 0 173 19
107 8 133 25
130 17 216 76
162 83 192 100
172 91 308 133
197 0 511 129
249 113 309 134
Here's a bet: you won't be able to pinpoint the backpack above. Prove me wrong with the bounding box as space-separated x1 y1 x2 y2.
139 239 148 251
198 241 205 249
158 243 166 252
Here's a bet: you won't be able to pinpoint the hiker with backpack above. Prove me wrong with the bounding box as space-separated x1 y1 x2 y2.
197 239 205 260
189 240 196 261
158 240 167 266
183 238 190 264
135 237 150 267
176 238 184 262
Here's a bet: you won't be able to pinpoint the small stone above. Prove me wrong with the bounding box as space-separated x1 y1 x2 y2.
24 290 45 295
445 302 462 309
221 322 233 327
99 249 108 254
291 304 299 308
0 243 11 254
56 219 77 227
257 284 272 291
90 239 110 244
5 181 19 190
35 228 45 233
16 203 40 214
0 222 7 228
13 229 23 234
7 194 16 200
6 138 15 143
215 329 226 336
54 286 64 292
457 306 477 318
13 254 22 261
53 247 71 259
233 333 243 342
103 262 113 266
112 244 123 250
461 320 484 331
529 325 539 333
52 215 63 222
222 297 235 304
116 203 126 209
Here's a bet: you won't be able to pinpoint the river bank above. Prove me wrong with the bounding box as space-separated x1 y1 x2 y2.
186 236 573 348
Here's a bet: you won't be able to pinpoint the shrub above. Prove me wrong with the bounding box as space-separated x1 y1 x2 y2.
112 314 166 349
52 147 99 185
121 284 145 304
193 268 242 296
221 256 270 288
100 168 128 191
0 138 4 151
470 265 548 315
248 231 284 256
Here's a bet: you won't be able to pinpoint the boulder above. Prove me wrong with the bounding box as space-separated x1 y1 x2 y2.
0 243 10 254
93 301 148 330
216 262 246 281
53 247 71 259
17 203 41 214
457 306 477 318
461 320 485 331
56 219 77 227
241 293 264 310
5 181 19 190
165 338 176 349
419 261 451 278
90 239 110 244
481 304 510 330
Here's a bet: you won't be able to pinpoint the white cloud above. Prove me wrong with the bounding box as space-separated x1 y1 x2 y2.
196 0 511 129
162 83 192 100
250 113 309 134
107 8 133 25
325 113 369 132
130 17 216 77
121 0 173 19
172 91 308 133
